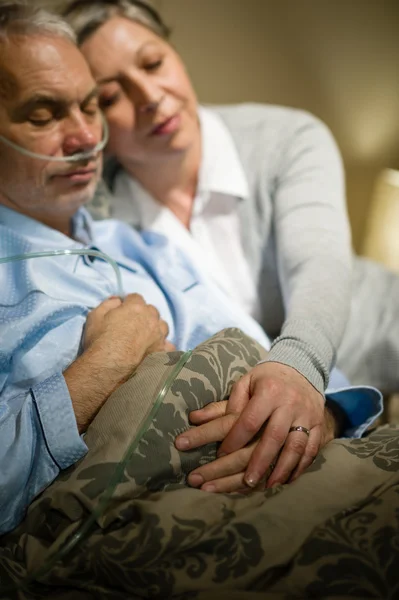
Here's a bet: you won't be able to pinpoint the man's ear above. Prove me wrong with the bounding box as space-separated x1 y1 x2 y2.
0 67 15 102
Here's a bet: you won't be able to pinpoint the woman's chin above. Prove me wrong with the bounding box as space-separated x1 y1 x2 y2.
112 130 198 165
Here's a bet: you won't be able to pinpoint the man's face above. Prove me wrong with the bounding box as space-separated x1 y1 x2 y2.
0 34 103 221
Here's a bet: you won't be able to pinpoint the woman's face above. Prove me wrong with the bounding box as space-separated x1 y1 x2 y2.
80 16 199 165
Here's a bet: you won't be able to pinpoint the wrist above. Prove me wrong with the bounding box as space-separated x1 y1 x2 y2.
64 345 131 433
267 321 333 395
324 398 350 437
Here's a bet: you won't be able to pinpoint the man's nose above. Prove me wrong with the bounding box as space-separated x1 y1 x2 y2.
62 113 101 157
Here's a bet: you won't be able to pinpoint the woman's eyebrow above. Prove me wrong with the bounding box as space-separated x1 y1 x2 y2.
136 41 160 57
97 76 117 85
96 42 162 85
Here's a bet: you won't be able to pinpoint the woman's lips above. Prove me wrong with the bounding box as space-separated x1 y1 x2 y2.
151 114 181 136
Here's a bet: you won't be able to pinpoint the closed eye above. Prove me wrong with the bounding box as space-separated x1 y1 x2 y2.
144 59 163 72
99 93 121 109
29 117 53 127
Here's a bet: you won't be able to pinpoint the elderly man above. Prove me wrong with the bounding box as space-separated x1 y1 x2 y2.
0 3 381 536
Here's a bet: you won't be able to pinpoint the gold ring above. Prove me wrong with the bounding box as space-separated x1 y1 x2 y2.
289 425 310 437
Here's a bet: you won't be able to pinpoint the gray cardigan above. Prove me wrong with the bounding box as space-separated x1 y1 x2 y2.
93 103 353 394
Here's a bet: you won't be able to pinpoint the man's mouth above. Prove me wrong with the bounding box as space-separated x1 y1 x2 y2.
150 113 181 136
52 167 97 184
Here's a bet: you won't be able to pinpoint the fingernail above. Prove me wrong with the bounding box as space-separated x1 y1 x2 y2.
175 437 190 450
267 480 280 489
188 473 204 487
217 452 227 458
244 473 259 488
202 484 216 493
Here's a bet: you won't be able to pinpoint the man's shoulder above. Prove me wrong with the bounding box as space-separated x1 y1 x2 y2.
0 221 31 254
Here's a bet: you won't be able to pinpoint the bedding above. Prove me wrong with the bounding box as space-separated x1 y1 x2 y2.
0 329 398 599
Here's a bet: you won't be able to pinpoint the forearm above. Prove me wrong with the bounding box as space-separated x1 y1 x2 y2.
64 343 139 433
269 114 352 392
267 253 352 393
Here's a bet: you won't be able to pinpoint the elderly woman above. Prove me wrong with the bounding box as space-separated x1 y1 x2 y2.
61 0 392 491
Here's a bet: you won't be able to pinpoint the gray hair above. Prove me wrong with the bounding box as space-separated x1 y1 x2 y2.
62 0 170 46
0 1 77 44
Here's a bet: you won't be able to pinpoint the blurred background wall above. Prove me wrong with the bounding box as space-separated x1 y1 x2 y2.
41 0 399 252
155 0 399 252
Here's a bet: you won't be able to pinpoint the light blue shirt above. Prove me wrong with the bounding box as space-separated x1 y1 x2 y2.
0 205 382 535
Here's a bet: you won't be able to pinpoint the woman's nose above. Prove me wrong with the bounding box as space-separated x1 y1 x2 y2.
125 73 164 114
138 97 165 114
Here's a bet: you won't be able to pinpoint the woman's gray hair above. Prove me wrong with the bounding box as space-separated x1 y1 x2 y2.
62 0 170 46
0 1 77 44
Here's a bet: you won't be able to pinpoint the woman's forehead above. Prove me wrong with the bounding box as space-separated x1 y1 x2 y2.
81 16 163 72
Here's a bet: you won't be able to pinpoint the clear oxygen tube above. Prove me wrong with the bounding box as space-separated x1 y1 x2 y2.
0 349 192 598
0 249 125 299
0 113 109 162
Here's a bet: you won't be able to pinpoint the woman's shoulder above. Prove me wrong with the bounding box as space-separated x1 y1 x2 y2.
209 101 317 124
205 103 336 168
206 102 329 142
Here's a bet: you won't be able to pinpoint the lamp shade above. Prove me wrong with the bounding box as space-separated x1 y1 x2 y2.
362 168 399 273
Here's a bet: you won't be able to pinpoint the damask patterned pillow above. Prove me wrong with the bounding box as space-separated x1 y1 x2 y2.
13 328 266 534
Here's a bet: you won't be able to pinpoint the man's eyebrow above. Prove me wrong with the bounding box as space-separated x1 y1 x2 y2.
13 86 99 115
82 86 99 106
15 94 61 113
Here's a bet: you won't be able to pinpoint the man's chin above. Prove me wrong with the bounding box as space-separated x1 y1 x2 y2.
55 180 97 211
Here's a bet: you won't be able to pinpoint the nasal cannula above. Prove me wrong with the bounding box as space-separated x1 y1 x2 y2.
0 113 109 162
0 112 124 298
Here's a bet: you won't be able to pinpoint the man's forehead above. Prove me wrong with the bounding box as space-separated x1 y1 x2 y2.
0 34 95 103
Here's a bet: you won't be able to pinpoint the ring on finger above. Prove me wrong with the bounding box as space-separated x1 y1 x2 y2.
288 425 310 437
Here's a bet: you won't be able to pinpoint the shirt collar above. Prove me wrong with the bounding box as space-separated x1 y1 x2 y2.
71 208 95 245
0 204 94 247
113 105 250 229
197 106 249 200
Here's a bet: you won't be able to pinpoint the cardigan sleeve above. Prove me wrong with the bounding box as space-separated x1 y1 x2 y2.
265 113 352 393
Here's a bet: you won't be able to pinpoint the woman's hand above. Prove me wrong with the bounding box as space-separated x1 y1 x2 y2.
176 401 264 493
176 362 331 491
217 362 325 488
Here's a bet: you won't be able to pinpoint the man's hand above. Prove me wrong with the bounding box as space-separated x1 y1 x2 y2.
176 362 327 490
65 294 172 432
176 398 336 493
83 294 171 363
